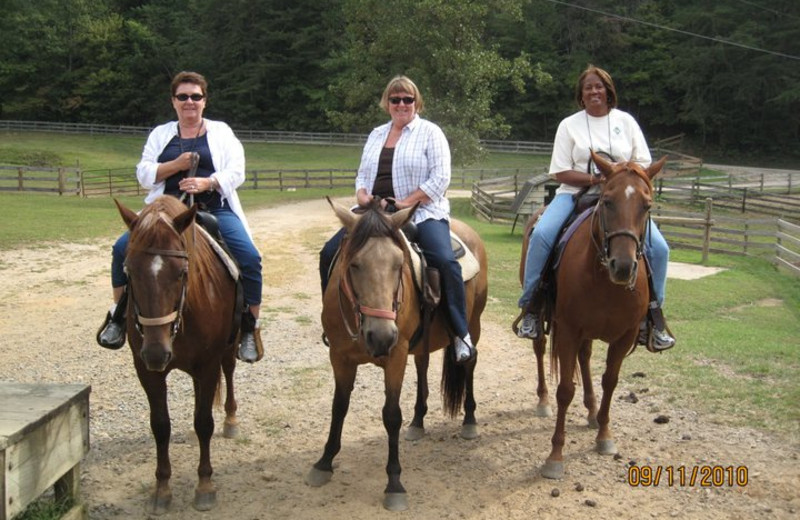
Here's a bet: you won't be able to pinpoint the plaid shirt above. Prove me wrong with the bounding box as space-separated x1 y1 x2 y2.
356 115 451 224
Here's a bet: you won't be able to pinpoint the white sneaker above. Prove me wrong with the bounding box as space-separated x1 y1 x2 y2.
454 335 476 364
517 312 540 339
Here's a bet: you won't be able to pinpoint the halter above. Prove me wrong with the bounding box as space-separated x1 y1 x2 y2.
590 166 652 290
126 213 191 340
337 242 405 341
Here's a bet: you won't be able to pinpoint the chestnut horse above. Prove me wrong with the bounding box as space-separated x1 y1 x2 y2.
529 152 666 479
306 198 488 511
116 196 240 514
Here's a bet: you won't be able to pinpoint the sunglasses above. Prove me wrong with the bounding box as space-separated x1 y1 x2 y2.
174 93 205 102
389 96 415 105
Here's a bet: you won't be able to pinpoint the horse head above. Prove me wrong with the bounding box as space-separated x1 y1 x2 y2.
589 150 666 288
116 197 196 371
328 196 418 358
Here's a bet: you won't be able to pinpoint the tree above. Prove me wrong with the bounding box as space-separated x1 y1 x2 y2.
326 0 534 165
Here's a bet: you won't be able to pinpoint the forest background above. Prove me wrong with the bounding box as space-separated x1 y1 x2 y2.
2 0 799 166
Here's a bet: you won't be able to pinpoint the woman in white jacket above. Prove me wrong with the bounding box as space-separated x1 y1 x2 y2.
97 71 263 363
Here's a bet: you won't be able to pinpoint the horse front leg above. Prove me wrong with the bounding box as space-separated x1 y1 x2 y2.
404 353 429 441
595 342 628 456
532 335 552 417
192 369 220 511
221 348 239 438
577 340 598 428
382 362 407 511
541 342 578 480
138 369 173 515
306 361 357 487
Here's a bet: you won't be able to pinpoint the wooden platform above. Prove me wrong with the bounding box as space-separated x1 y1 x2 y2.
0 382 90 520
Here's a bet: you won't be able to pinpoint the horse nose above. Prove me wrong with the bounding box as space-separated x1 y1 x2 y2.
608 257 637 285
140 343 172 371
365 327 398 358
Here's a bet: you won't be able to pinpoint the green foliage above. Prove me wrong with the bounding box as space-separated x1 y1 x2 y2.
2 1 800 161
326 0 534 165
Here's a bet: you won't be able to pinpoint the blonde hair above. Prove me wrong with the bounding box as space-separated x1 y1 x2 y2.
379 75 424 114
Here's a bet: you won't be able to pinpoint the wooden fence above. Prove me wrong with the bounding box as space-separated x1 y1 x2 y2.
0 165 81 195
775 219 800 276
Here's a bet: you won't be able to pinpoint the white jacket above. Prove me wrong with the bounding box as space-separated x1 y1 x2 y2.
135 118 251 237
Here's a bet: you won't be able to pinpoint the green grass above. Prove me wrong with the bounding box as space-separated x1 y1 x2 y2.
0 130 550 171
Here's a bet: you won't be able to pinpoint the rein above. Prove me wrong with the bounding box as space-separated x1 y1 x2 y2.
337 241 405 341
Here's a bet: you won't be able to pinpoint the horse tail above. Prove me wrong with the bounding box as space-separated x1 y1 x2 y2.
213 371 223 408
440 346 466 419
549 321 560 382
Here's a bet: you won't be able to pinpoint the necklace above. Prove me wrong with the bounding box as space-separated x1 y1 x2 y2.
178 120 204 154
585 109 612 160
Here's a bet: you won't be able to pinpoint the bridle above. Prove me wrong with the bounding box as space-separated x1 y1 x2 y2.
590 167 652 289
125 213 190 340
337 239 405 341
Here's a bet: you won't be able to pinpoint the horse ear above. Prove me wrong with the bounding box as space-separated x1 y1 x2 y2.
327 196 358 230
114 198 139 230
646 156 668 180
390 202 419 229
590 150 613 175
173 204 198 234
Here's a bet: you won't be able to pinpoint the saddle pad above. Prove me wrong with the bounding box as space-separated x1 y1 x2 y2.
196 225 240 281
402 232 480 292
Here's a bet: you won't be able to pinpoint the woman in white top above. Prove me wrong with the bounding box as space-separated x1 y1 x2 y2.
517 65 675 351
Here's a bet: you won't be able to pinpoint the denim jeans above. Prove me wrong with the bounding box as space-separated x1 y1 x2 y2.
111 206 262 306
519 192 669 309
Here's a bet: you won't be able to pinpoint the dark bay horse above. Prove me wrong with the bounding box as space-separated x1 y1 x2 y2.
306 198 488 511
115 195 240 514
535 151 666 479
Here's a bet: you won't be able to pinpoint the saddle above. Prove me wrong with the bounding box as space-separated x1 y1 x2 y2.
193 211 246 345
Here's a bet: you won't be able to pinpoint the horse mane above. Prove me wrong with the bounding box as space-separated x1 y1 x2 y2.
339 201 407 268
128 197 225 311
610 161 653 192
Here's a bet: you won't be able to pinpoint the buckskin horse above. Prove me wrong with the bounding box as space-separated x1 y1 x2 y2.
306 197 488 511
532 151 667 479
115 195 241 514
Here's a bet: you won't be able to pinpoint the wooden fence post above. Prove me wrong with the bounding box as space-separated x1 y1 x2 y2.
702 198 712 263
18 167 24 191
58 167 65 195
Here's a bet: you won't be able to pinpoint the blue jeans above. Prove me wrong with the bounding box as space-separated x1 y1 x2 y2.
111 206 262 306
319 219 469 338
519 193 669 309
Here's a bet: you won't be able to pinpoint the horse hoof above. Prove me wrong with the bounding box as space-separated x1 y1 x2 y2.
460 423 479 440
587 416 599 429
541 460 565 480
223 422 239 439
193 489 217 511
535 404 553 417
405 425 425 441
383 492 409 511
596 439 618 455
306 467 333 487
147 492 172 516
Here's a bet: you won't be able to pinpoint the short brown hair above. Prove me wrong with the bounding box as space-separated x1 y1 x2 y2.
170 71 208 98
575 64 617 109
379 75 425 114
